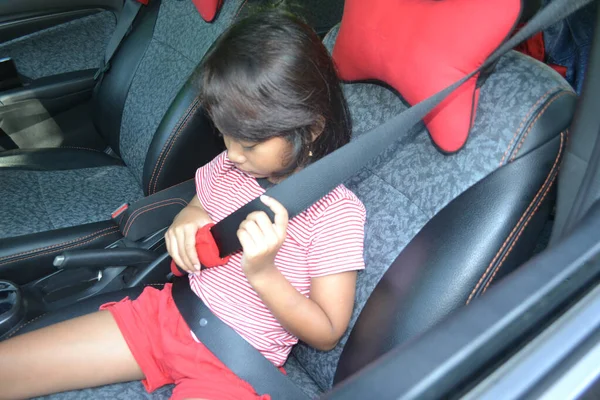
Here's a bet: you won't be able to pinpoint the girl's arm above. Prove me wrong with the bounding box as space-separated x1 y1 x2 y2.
238 195 357 351
248 267 356 351
165 196 213 273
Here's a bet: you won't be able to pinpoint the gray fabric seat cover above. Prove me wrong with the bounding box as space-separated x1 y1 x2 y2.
0 166 143 239
0 0 242 239
35 21 574 400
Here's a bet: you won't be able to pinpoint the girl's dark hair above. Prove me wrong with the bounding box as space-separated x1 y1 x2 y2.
199 8 351 178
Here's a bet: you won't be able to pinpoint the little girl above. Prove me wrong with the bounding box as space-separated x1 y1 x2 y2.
0 10 365 400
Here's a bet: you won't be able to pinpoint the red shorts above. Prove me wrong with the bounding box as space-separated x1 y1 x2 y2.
100 284 269 400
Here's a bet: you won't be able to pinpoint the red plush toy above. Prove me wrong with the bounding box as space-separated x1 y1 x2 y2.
191 0 223 22
170 222 231 276
332 0 521 153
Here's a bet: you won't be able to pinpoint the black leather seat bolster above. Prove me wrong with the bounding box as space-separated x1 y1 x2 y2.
0 221 122 285
142 79 225 196
1 286 153 341
335 132 566 384
334 88 576 383
506 89 577 161
0 148 124 171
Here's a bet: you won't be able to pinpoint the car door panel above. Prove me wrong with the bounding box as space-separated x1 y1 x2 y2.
0 70 104 150
0 9 103 43
0 0 121 40
0 0 120 150
0 10 115 80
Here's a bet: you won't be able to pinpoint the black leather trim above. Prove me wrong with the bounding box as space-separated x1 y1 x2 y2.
510 89 576 162
117 179 195 241
92 0 160 155
142 79 224 195
468 138 565 299
0 148 123 170
1 286 149 341
334 133 565 385
0 221 122 285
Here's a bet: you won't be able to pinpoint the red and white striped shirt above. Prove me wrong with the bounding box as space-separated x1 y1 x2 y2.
189 152 366 366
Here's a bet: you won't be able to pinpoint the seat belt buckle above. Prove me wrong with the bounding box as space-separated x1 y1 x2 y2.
111 203 129 219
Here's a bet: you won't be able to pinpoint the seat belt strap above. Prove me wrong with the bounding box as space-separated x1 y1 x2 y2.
171 277 309 399
210 0 595 258
95 0 147 80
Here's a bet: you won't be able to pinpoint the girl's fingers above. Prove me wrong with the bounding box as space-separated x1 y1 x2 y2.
250 212 279 246
174 229 191 270
184 227 201 270
260 195 288 238
237 228 255 253
168 233 187 271
164 232 172 257
239 220 264 247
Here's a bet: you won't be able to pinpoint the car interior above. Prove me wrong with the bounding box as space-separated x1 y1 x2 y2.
0 0 597 398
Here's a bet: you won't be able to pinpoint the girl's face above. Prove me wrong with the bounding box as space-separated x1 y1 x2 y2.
223 134 294 182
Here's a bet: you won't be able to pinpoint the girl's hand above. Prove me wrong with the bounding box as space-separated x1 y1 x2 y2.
237 195 289 277
165 200 212 274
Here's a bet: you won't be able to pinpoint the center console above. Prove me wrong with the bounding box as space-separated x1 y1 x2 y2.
0 181 195 340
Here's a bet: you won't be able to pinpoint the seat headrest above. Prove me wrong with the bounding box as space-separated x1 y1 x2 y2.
192 0 224 22
332 0 522 153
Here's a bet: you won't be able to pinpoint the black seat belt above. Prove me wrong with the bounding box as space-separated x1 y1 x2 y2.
173 0 595 397
172 278 309 399
95 0 147 80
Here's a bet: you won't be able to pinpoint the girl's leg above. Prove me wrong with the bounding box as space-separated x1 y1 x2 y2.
0 310 144 400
